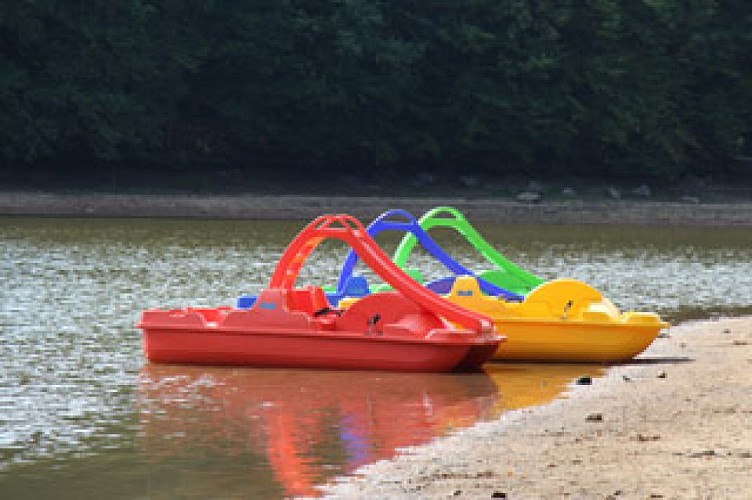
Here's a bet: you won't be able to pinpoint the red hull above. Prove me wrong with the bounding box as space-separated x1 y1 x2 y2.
142 326 495 372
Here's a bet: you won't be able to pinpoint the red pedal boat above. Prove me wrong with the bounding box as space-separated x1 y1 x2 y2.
137 215 502 372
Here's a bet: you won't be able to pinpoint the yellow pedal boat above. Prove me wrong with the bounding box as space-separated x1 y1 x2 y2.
444 276 669 362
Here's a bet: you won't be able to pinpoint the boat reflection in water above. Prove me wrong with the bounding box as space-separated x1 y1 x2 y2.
484 363 606 413
137 363 605 497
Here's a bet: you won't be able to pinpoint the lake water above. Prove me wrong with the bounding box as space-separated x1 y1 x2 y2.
2 216 750 498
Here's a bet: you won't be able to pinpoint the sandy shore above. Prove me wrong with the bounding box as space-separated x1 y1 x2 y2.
319 317 752 499
2 191 752 226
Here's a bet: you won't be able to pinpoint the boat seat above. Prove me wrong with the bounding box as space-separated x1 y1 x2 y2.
325 275 371 306
425 276 456 294
236 294 257 309
222 288 312 330
342 275 371 297
289 286 330 315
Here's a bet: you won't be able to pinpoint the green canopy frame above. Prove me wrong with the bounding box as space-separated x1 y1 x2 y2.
392 206 545 296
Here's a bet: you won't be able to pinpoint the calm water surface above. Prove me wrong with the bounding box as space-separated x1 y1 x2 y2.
1 217 750 498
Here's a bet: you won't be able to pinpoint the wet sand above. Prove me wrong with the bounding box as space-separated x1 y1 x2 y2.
320 317 752 499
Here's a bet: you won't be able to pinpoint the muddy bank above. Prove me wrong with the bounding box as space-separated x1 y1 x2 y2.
319 317 752 499
2 191 752 226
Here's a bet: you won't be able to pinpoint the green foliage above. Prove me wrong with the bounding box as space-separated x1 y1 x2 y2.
1 1 750 181
0 1 177 168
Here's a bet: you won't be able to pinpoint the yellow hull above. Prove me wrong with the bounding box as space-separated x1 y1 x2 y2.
446 277 669 363
490 320 663 362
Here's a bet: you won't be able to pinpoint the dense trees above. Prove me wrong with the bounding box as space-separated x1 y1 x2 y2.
1 0 750 182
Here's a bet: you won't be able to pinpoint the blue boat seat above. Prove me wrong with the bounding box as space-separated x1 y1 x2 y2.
325 275 371 306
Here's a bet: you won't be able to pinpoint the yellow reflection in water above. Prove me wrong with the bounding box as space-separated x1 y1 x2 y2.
484 363 606 413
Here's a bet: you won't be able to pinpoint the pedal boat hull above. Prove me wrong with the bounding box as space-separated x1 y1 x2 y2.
139 300 500 373
444 277 668 363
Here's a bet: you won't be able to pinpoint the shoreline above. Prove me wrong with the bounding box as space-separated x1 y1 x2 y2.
319 316 752 499
2 191 752 226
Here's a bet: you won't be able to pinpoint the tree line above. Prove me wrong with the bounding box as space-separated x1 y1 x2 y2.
1 1 750 182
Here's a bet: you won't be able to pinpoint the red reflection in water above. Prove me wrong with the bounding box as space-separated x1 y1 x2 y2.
137 366 499 497
137 363 605 497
